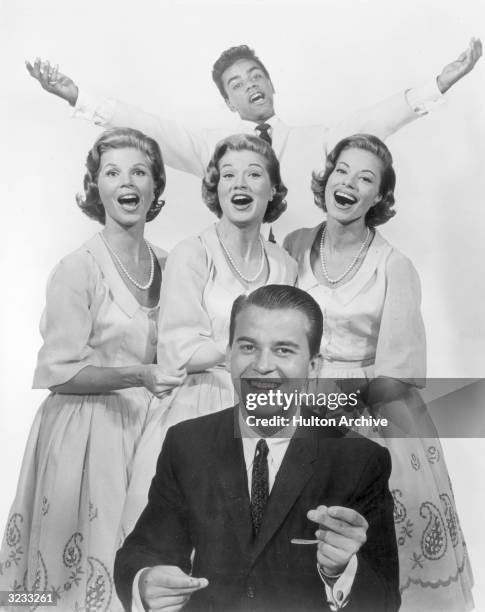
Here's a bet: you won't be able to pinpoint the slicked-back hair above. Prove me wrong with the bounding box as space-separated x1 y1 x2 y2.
312 133 396 227
229 285 323 358
212 45 271 100
76 127 166 225
202 133 287 223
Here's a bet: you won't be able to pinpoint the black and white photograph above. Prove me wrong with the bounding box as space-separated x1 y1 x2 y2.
1 0 484 610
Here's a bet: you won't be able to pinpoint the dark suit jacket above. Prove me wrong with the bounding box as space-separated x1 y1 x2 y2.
115 407 400 612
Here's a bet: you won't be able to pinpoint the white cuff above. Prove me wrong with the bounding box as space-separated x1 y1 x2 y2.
405 79 445 116
132 568 148 612
318 554 358 610
72 89 116 125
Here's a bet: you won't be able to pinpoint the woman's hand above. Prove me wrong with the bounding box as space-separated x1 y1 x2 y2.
142 365 185 398
25 58 79 106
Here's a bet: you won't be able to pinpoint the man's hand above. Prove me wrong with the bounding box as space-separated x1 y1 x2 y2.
25 58 79 106
139 565 208 612
437 37 482 93
308 505 368 577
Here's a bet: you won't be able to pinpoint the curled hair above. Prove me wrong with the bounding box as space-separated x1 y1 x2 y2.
212 45 271 100
312 134 396 227
202 134 287 223
229 285 323 358
76 127 166 225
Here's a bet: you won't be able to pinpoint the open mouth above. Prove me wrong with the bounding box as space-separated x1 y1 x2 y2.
249 91 265 104
231 194 253 208
118 194 140 211
245 378 282 391
334 190 357 207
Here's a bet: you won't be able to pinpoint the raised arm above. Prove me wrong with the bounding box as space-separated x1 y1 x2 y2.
25 58 212 176
326 38 482 149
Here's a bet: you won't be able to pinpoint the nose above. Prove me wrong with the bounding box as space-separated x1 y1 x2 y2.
119 171 134 187
342 173 357 189
234 172 248 190
253 349 276 375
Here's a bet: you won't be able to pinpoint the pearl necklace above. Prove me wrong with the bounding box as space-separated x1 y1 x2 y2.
320 224 370 285
217 231 266 283
101 233 155 291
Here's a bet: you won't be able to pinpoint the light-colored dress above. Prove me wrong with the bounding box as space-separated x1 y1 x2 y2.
284 224 474 612
120 224 298 531
0 234 165 612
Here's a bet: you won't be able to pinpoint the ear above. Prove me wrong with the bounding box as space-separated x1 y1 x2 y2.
225 98 237 113
307 353 322 379
373 194 382 206
269 186 277 201
225 345 232 372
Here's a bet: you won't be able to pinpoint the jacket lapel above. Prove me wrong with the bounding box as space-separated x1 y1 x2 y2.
249 429 319 564
213 408 254 554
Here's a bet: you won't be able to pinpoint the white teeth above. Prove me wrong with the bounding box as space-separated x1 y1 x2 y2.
250 92 264 103
334 191 357 205
232 195 253 205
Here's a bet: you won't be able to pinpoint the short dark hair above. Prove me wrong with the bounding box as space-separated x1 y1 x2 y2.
312 133 396 227
202 134 287 223
76 128 166 225
229 285 323 357
212 45 271 100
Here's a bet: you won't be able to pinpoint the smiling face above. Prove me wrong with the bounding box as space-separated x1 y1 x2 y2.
229 305 319 417
217 149 274 228
97 148 155 229
324 148 383 226
221 58 275 122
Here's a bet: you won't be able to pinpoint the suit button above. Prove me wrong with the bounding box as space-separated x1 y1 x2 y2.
247 585 256 598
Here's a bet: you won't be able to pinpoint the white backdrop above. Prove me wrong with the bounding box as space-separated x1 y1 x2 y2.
2 0 484 607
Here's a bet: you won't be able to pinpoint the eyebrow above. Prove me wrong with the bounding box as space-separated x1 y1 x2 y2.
225 65 263 87
336 161 377 177
101 162 149 170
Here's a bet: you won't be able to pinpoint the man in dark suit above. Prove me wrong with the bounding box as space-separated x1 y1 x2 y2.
114 285 399 612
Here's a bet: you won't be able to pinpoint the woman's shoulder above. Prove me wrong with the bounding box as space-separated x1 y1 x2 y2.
384 242 420 280
283 224 321 258
168 234 206 261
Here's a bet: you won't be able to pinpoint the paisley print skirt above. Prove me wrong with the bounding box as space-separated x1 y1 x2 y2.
0 389 152 612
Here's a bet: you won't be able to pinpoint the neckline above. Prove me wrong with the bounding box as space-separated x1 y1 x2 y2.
305 222 384 291
205 224 271 291
88 233 160 315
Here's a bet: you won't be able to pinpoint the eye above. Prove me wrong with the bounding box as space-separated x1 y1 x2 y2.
360 176 373 184
239 343 255 353
133 169 147 176
232 81 243 90
335 168 346 175
275 347 295 356
248 171 262 179
221 172 235 180
105 169 118 177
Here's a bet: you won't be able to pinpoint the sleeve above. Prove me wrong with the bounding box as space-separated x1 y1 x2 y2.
318 555 358 610
346 446 401 612
374 251 427 382
73 90 211 177
114 427 193 612
157 237 222 374
325 80 444 152
32 252 99 389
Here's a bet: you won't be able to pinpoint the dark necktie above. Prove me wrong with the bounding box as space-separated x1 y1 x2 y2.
255 123 272 145
250 439 269 536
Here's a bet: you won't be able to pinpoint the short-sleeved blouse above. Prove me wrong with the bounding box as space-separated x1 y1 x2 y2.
33 233 166 388
284 223 426 382
157 223 298 376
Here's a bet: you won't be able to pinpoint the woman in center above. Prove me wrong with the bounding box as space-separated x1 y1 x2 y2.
121 133 297 529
